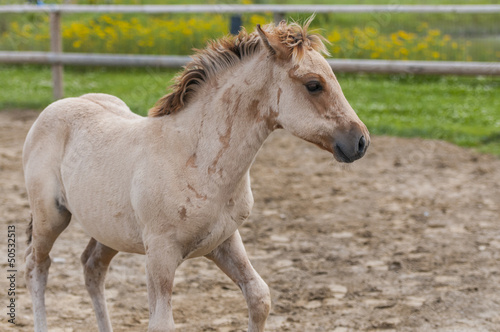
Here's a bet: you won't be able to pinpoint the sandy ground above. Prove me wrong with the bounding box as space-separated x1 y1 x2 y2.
1 109 500 332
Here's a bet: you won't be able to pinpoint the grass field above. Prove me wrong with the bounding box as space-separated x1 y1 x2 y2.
1 65 498 156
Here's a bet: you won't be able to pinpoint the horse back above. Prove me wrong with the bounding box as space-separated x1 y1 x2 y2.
23 93 141 196
78 93 138 119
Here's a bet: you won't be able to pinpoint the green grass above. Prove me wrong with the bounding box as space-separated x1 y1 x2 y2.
0 65 177 115
1 65 499 156
339 73 500 155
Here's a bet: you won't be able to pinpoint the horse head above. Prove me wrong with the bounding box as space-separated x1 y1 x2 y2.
257 19 370 163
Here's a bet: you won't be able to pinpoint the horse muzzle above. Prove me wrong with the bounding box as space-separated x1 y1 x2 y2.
333 125 370 163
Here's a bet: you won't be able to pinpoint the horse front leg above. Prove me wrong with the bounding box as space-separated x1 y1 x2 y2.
206 230 271 332
144 235 182 332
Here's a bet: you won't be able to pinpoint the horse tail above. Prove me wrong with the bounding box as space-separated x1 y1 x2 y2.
26 214 33 245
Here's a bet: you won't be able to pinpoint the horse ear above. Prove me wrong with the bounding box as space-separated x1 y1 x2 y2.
256 24 288 59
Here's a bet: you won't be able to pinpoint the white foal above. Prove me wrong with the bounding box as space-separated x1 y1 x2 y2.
24 18 369 332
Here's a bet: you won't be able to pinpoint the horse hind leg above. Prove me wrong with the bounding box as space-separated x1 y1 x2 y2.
81 238 118 332
25 195 71 332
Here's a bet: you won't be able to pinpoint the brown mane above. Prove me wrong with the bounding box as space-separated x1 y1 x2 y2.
148 17 329 117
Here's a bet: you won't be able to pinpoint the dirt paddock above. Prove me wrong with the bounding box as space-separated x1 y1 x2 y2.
1 109 499 332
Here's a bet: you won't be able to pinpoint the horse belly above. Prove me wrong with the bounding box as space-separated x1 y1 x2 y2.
72 209 145 254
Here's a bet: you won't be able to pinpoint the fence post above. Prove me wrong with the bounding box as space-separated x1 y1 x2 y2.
230 15 242 35
50 10 63 100
273 12 286 23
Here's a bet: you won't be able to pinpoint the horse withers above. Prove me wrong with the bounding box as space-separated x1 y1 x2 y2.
23 18 369 332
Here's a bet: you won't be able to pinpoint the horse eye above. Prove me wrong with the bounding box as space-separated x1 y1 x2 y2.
305 81 323 94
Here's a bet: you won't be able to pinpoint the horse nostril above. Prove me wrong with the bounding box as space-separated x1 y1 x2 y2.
358 135 366 154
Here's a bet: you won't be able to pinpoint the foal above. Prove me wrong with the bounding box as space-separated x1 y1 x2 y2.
24 19 369 332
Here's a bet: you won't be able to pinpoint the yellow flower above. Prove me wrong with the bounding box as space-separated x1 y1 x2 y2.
101 15 114 25
2 11 471 61
364 26 378 37
390 33 402 46
417 42 427 50
398 30 413 40
428 29 440 37
329 30 343 43
250 14 267 27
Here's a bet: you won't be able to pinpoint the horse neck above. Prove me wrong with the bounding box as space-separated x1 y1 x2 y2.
174 55 274 193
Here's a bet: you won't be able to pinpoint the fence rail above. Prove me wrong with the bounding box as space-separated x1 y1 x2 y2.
2 4 500 14
1 4 499 99
2 52 499 77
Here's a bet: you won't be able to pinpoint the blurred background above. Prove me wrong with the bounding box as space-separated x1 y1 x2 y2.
1 0 499 155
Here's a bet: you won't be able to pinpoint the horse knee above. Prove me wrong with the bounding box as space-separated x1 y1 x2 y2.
244 278 271 321
25 251 51 291
82 257 101 293
256 282 271 319
82 258 105 292
26 248 51 271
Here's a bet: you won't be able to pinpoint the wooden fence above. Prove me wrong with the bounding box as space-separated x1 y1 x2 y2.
1 4 500 100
